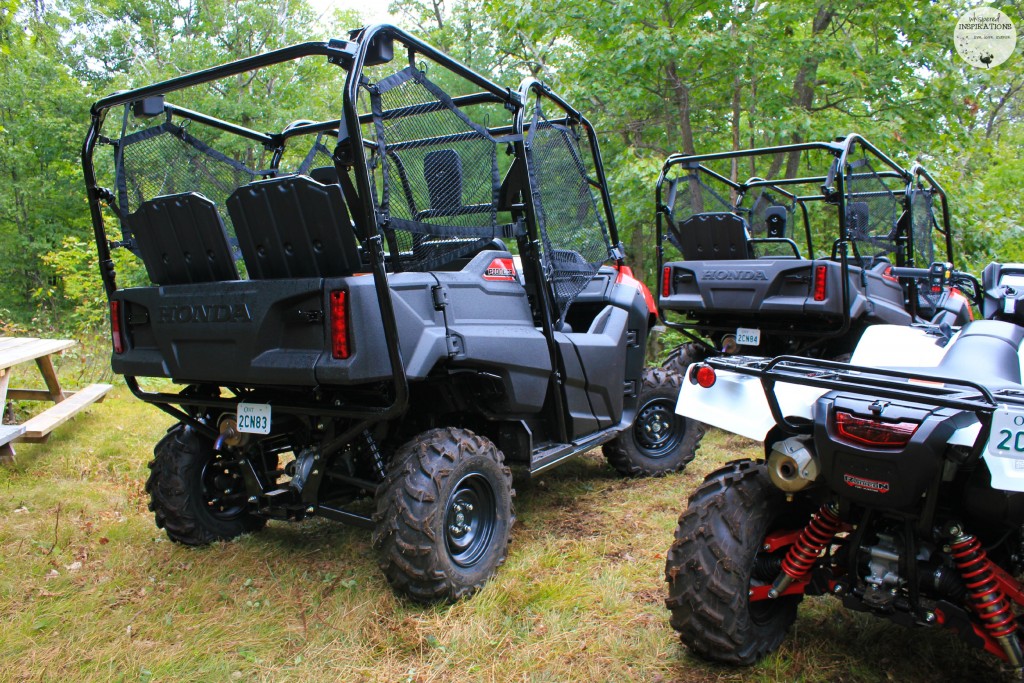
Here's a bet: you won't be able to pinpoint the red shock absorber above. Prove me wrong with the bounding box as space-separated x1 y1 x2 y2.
948 527 1024 667
769 501 842 598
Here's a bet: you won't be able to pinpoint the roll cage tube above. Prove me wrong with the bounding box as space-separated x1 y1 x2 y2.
907 162 955 266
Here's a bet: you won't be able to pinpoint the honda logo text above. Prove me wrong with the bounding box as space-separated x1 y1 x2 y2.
158 304 252 324
702 270 768 281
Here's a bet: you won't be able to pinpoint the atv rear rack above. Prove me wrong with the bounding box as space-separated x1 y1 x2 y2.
705 354 1024 434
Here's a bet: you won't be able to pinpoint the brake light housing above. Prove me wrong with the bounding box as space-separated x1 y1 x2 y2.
833 410 919 449
662 266 672 298
110 300 125 354
329 289 351 359
813 264 828 302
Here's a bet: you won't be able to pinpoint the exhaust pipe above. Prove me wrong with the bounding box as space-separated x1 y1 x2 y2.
767 436 820 492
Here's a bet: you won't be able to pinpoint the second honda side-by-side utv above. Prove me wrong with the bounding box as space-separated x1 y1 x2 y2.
654 136 970 379
81 25 695 601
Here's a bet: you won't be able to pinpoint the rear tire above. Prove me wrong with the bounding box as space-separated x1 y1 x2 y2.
372 427 515 602
665 459 806 664
146 423 265 545
603 367 705 476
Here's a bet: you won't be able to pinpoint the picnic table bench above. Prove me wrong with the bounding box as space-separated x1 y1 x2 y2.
0 336 112 463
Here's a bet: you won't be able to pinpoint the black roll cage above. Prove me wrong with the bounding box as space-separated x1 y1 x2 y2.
81 25 621 446
652 135 957 346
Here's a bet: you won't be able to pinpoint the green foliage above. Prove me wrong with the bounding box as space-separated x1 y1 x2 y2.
0 0 1021 335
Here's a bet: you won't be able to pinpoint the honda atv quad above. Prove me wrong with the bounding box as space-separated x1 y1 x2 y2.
667 262 1024 677
82 25 696 602
655 136 969 379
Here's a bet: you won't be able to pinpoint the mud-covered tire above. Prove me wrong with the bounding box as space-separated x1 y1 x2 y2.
665 459 807 665
603 367 705 477
662 342 706 378
146 423 265 545
372 427 515 602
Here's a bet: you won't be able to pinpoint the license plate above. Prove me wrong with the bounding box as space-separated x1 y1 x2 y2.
736 327 761 346
237 402 271 434
986 406 1024 458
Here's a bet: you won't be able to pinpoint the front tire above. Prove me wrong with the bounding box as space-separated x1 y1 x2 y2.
146 423 265 545
603 367 705 476
372 427 515 602
665 459 806 665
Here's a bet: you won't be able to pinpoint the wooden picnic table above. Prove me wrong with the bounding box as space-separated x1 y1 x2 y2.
0 336 112 463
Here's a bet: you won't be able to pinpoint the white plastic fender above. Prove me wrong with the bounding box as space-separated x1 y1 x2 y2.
850 324 955 368
675 365 828 442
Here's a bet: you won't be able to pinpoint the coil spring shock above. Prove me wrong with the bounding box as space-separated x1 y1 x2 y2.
768 501 842 598
948 527 1024 667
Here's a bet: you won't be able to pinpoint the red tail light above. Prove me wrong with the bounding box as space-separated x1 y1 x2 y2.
692 364 717 388
813 265 828 302
110 300 124 354
833 410 918 448
329 290 351 359
662 266 672 298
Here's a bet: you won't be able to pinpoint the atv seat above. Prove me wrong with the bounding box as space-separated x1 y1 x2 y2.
227 175 360 279
678 212 752 261
936 320 1024 385
126 192 240 286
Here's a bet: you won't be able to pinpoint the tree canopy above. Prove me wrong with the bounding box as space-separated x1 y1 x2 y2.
0 0 1021 332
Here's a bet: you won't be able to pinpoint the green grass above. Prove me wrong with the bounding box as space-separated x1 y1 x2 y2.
0 388 1007 682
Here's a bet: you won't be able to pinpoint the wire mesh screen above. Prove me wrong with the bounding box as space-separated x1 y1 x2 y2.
365 66 512 272
112 116 261 235
844 148 900 260
910 188 937 265
667 171 735 224
525 100 612 319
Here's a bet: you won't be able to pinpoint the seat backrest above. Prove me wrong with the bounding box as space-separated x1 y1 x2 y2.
678 212 752 261
764 205 787 238
423 149 463 212
227 175 360 279
846 201 870 237
126 192 239 285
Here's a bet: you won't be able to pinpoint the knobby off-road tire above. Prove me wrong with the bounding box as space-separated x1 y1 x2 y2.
146 423 265 545
372 427 515 602
665 459 806 665
603 367 705 477
661 341 706 378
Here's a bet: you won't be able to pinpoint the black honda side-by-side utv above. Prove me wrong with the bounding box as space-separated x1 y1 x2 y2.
82 25 698 601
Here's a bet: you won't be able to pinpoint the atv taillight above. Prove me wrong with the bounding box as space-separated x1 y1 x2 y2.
329 290 351 359
813 264 828 301
109 300 124 354
833 410 918 448
662 266 672 298
692 364 716 388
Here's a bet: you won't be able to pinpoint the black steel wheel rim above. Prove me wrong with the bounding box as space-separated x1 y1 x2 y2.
200 456 247 520
633 398 686 458
444 473 497 568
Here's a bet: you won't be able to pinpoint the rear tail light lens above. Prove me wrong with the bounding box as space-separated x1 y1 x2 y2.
813 264 828 301
662 266 672 298
692 364 717 388
110 300 124 354
833 410 918 448
329 290 351 359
